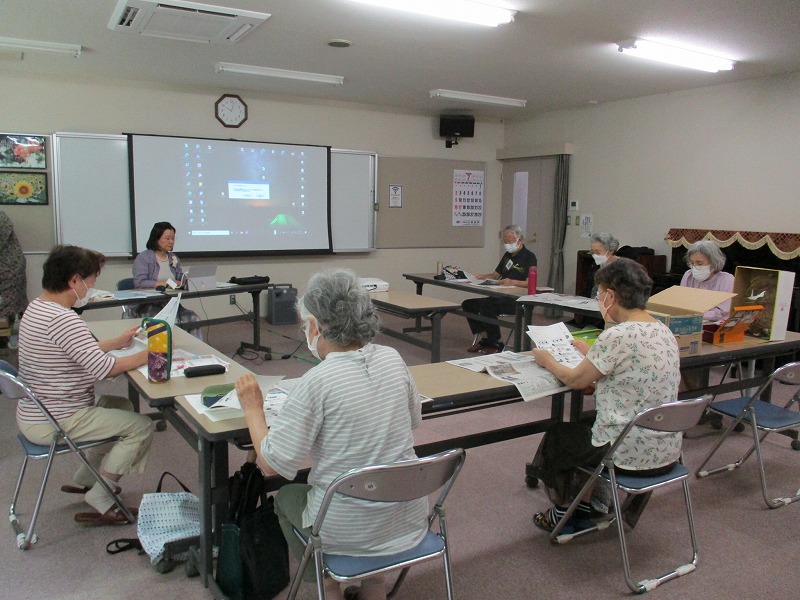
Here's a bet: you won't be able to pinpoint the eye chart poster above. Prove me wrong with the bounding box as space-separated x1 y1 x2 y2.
452 169 484 226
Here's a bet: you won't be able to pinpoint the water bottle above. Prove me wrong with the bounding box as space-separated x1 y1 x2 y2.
144 318 172 383
527 266 538 295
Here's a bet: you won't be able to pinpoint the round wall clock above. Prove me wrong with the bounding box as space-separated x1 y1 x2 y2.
215 94 248 128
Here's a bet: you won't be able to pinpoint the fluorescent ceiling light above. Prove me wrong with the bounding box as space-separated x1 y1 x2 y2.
347 0 515 27
0 36 81 58
617 39 735 73
430 89 526 108
215 62 344 86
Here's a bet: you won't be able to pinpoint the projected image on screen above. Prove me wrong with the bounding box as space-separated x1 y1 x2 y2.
130 134 331 255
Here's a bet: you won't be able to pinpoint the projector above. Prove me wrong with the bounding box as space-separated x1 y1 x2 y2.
358 278 389 293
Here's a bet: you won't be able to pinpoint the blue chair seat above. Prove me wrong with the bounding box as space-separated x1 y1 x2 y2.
17 432 119 458
603 463 689 491
710 396 800 430
322 530 444 578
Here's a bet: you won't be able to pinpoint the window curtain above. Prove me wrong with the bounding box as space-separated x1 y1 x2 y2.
545 155 569 317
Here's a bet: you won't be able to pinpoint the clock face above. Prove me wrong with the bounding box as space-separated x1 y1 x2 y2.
215 94 247 128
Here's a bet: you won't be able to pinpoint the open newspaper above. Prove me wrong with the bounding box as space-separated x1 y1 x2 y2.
183 375 292 422
525 322 586 367
108 294 182 358
446 351 568 401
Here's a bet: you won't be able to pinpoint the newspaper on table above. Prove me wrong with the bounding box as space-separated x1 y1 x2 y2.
183 375 286 422
463 271 515 288
517 292 599 312
525 322 586 368
447 351 568 402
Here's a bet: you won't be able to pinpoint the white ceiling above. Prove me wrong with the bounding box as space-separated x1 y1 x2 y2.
3 0 800 120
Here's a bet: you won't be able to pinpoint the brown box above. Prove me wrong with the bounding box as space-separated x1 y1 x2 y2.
647 286 737 356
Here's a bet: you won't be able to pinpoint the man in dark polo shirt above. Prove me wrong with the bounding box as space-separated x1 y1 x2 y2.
463 224 537 354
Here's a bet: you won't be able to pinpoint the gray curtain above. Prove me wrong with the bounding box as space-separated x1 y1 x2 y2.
548 154 570 292
544 155 569 318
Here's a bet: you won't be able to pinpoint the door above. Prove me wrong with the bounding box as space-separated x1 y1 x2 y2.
501 157 557 286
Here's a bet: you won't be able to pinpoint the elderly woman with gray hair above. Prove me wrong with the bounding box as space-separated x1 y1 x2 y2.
680 240 734 322
236 269 427 600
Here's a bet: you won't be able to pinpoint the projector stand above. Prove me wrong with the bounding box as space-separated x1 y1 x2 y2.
236 341 272 360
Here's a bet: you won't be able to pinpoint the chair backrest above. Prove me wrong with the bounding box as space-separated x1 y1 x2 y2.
0 365 63 432
770 361 800 387
605 395 713 459
117 278 135 291
314 449 466 531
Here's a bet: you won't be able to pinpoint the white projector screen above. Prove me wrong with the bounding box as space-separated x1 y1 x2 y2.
129 134 331 256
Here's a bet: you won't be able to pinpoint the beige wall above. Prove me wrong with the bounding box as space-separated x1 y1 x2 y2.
0 73 505 317
504 72 800 290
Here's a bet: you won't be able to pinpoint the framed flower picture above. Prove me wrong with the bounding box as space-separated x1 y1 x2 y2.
0 172 48 205
0 134 47 169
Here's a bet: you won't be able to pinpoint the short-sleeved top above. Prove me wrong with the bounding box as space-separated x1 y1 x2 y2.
17 298 115 423
261 343 428 555
586 320 682 470
493 245 537 281
680 270 735 322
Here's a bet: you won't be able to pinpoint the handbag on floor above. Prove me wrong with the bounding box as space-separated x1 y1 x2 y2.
137 471 201 568
217 458 289 600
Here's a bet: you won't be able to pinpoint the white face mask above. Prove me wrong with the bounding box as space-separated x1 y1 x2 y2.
503 241 519 254
304 318 321 360
691 265 711 282
73 278 91 308
592 252 609 266
598 290 612 321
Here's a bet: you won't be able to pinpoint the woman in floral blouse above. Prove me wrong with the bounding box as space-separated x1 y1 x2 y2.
530 257 681 532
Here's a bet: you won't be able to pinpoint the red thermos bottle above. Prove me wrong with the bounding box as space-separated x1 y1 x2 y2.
527 266 537 295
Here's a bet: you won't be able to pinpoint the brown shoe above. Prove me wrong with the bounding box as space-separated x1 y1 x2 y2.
477 341 504 354
74 506 138 526
467 338 488 352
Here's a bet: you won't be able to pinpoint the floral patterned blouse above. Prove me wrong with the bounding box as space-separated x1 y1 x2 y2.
586 320 682 469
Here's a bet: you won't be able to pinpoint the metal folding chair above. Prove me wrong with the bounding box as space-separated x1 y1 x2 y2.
549 395 713 594
286 448 466 600
0 360 135 549
695 361 800 508
116 278 140 319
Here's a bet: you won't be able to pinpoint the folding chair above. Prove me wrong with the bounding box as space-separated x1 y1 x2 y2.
286 448 466 600
0 360 135 550
116 278 139 319
695 361 800 509
549 395 713 594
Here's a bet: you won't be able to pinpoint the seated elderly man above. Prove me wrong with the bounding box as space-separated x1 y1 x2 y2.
462 224 537 354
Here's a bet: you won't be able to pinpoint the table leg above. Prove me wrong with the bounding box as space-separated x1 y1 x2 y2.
430 312 443 363
236 290 272 359
198 436 213 587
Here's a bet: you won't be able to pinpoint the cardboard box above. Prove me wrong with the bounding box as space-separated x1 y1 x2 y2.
733 266 796 341
702 305 763 345
647 286 736 356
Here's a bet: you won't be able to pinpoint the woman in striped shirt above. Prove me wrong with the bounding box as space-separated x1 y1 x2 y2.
236 269 428 600
17 245 153 526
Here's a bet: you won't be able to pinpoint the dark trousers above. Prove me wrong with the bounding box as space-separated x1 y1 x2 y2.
462 297 516 343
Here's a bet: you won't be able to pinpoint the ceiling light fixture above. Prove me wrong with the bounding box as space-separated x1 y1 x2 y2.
215 62 344 86
347 0 515 27
0 36 81 58
430 89 526 108
616 38 735 73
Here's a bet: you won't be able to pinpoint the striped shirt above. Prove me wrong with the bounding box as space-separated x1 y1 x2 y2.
261 343 428 555
17 298 115 423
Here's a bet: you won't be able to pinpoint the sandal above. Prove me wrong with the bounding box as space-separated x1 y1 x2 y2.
532 507 565 533
61 484 122 496
74 506 138 526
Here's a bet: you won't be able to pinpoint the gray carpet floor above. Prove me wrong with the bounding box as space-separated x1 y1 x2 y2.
2 310 799 600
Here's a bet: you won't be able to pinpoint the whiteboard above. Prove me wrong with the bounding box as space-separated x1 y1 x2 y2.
52 133 376 255
53 133 132 256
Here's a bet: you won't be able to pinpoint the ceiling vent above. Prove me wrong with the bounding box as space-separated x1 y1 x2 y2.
108 0 270 44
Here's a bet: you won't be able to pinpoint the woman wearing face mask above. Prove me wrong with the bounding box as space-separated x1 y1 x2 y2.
680 240 734 322
462 224 537 354
16 245 153 525
529 258 681 533
235 269 428 600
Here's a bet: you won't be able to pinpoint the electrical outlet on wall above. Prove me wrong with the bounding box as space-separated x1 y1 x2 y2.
229 295 236 305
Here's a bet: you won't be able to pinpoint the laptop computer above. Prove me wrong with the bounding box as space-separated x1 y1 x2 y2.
185 264 217 292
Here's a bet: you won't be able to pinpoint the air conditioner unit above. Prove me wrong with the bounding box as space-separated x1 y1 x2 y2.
108 0 270 44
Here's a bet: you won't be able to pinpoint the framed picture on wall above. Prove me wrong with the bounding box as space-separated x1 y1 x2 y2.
0 134 47 169
0 171 48 205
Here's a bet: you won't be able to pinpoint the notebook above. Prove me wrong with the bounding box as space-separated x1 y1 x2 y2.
185 264 217 292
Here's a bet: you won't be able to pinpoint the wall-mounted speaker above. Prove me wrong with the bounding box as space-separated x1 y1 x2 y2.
439 115 475 138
